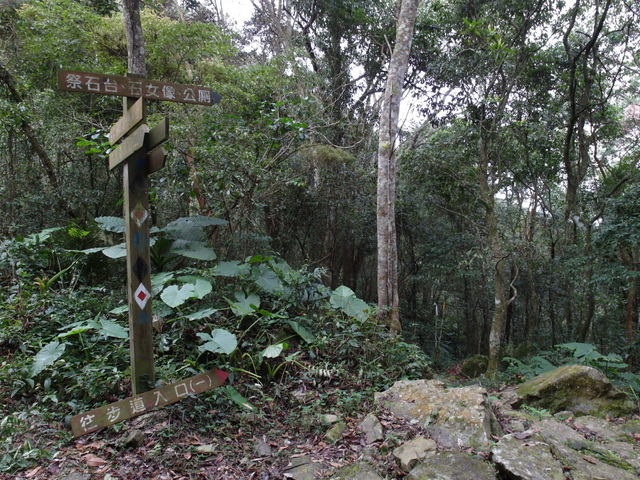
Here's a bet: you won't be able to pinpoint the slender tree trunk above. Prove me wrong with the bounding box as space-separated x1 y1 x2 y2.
577 226 595 342
0 62 59 190
123 0 147 76
377 0 421 333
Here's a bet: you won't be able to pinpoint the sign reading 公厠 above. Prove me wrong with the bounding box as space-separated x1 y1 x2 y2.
57 70 221 106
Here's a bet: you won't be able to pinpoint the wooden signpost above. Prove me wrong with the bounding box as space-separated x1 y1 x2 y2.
58 69 225 436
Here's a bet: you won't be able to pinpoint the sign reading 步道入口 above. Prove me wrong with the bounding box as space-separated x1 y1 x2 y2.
70 369 228 437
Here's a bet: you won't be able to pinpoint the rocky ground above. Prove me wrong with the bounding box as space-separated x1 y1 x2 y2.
3 365 640 479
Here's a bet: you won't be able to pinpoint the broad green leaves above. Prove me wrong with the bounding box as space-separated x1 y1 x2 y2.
90 216 226 266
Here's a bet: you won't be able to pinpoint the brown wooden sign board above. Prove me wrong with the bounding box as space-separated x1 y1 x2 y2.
70 369 228 437
146 117 169 152
109 97 145 145
108 123 149 170
147 147 166 174
58 70 221 106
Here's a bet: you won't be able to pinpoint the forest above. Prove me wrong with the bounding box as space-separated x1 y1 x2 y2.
1 0 640 477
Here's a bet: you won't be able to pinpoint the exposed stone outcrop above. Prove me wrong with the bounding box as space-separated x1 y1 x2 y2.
406 451 497 480
374 379 501 448
325 369 639 480
514 364 636 416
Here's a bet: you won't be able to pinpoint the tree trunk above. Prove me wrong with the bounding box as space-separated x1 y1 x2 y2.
377 0 421 333
122 0 147 76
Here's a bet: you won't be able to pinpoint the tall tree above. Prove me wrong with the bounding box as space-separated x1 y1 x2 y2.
122 0 147 75
377 0 421 333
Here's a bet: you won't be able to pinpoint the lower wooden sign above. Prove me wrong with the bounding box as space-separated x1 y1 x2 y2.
70 369 228 437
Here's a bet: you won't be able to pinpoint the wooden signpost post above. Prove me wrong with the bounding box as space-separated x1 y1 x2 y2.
58 70 225 436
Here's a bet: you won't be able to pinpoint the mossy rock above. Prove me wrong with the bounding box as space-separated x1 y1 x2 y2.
515 365 635 417
460 354 488 378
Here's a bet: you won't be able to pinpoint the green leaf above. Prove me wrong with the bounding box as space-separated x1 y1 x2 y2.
172 241 216 261
255 266 282 293
330 286 370 321
197 329 238 354
102 243 127 259
287 320 315 343
55 324 94 338
178 276 213 299
31 341 67 377
151 272 175 292
98 319 128 339
557 342 597 359
161 284 198 308
213 261 249 277
109 305 128 314
229 292 260 316
221 385 256 411
262 343 286 358
95 216 126 233
186 307 218 320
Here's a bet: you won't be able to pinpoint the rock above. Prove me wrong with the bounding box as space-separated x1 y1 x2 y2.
322 414 341 424
460 354 488 378
329 461 383 480
528 418 639 480
406 451 497 480
543 435 639 480
122 429 145 448
621 419 640 435
392 436 437 472
254 437 272 456
284 454 324 480
60 474 90 480
531 419 585 444
359 413 384 444
324 421 346 443
491 433 566 480
515 365 635 417
573 415 631 441
375 379 501 448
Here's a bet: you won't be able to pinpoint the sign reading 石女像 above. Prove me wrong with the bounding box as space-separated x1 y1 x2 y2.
57 70 221 106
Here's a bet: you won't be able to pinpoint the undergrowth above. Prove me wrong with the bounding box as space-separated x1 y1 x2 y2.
0 220 431 474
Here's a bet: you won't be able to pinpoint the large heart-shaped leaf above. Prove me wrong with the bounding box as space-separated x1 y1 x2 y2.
213 261 250 277
172 241 216 261
102 243 127 259
197 329 238 355
178 276 213 299
262 343 286 358
95 216 126 233
31 340 67 377
98 319 128 339
229 292 260 316
330 286 370 321
287 320 315 343
161 284 197 308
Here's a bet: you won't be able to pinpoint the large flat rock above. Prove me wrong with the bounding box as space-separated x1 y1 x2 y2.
374 379 500 448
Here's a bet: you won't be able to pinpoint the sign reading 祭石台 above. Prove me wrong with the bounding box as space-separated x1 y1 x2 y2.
57 70 221 106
